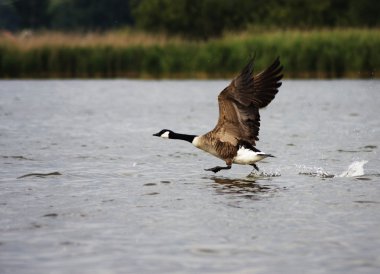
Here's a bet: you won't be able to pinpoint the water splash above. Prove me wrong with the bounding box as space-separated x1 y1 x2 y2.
247 169 281 179
297 165 334 178
297 160 368 178
338 160 368 177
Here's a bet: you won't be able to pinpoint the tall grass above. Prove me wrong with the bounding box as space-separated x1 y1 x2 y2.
0 28 379 78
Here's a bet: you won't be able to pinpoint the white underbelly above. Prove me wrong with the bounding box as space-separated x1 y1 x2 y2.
232 147 269 165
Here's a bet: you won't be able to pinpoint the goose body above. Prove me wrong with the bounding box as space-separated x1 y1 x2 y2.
154 57 283 173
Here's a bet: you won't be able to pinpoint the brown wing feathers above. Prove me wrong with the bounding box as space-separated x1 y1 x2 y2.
212 57 283 147
229 58 256 106
253 57 283 108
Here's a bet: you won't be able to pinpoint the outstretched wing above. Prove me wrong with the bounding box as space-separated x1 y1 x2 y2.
211 57 283 146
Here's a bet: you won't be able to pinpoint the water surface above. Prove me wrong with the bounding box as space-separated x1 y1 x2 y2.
0 80 379 274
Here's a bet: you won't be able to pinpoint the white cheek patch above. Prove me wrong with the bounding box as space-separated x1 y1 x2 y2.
161 131 170 138
192 136 201 147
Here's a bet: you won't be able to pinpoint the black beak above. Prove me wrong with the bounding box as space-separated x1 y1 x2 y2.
153 133 160 137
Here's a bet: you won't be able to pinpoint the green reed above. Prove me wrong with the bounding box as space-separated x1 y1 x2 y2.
0 29 379 78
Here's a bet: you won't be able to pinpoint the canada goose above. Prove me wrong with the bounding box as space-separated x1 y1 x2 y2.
153 57 283 173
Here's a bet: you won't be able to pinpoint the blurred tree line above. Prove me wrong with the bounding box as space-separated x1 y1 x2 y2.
0 0 134 30
1 0 379 38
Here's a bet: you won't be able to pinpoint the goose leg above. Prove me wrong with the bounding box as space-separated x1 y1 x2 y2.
205 165 231 173
251 164 259 171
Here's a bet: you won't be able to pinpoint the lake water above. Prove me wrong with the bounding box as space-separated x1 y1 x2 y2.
0 80 379 274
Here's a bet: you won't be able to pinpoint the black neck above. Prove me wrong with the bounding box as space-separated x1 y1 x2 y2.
171 132 197 143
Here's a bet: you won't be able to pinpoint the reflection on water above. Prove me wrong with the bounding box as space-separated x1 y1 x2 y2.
209 176 280 198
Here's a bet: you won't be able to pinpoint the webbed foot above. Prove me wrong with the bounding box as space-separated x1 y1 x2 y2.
204 165 231 173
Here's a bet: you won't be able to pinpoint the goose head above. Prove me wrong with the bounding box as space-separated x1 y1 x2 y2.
153 129 173 139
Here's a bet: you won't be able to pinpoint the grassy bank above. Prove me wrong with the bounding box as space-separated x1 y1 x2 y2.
0 29 379 78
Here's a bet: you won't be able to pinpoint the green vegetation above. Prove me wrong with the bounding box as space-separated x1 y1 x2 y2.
1 1 379 78
0 29 379 79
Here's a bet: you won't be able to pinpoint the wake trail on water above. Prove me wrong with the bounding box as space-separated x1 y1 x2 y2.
298 160 368 178
246 169 282 179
